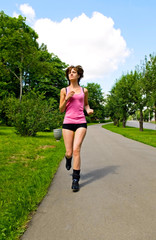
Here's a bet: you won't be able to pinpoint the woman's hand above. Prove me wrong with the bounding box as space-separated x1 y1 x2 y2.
65 91 75 101
59 88 75 112
87 109 94 115
84 88 94 116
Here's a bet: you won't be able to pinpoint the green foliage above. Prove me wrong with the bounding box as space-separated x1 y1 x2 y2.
83 83 105 122
143 108 154 122
0 11 68 103
0 11 67 132
0 95 17 126
4 92 63 136
1 10 156 130
0 100 2 125
106 53 156 131
0 11 39 100
144 54 156 121
24 44 68 102
0 126 65 239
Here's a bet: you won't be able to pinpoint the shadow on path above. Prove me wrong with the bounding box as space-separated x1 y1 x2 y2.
80 165 119 188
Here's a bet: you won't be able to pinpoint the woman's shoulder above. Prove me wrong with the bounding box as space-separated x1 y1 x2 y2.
83 87 88 93
60 87 66 93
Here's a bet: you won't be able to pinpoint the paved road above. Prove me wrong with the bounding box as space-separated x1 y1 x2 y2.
126 120 156 130
21 124 156 240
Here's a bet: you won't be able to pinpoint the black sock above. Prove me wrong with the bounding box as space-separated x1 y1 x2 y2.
65 156 72 170
73 169 80 181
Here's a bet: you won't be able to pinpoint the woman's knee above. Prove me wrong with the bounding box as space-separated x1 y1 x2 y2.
65 150 73 158
73 147 80 157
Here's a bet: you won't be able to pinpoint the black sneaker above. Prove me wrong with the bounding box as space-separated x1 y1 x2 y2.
65 156 72 171
71 179 79 192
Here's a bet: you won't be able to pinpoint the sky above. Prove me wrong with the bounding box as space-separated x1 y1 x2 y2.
1 0 156 94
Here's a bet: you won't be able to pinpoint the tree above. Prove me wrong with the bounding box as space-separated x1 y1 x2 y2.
24 44 68 101
0 11 68 104
128 69 148 131
84 83 105 122
106 68 149 131
105 53 156 130
144 54 156 122
106 72 137 127
0 11 39 101
114 73 137 127
106 87 121 126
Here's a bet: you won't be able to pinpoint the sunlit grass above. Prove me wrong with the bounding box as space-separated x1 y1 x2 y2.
0 126 65 240
102 123 156 148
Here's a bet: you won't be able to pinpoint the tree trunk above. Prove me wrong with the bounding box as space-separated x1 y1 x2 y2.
19 68 23 102
114 119 117 126
122 117 126 128
19 54 23 102
154 105 156 123
117 118 120 127
139 109 143 131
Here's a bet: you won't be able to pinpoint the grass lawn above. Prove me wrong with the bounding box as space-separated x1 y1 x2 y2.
102 123 156 148
0 126 65 240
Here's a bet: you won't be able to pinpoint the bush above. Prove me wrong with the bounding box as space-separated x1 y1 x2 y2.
1 95 18 126
0 100 2 124
4 92 63 136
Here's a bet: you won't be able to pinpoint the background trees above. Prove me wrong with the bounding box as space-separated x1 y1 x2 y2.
106 54 156 131
144 54 156 122
0 11 68 101
0 11 68 134
84 83 105 122
24 44 68 101
0 11 39 101
1 10 156 134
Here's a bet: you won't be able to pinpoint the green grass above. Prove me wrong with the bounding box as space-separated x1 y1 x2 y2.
0 126 65 240
102 123 156 148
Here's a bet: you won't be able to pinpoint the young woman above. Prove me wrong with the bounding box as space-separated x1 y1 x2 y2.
59 65 93 192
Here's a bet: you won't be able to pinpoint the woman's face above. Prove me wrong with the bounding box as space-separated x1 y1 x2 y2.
68 68 79 81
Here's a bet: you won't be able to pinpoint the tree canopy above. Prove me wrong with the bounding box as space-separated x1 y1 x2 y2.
1 11 156 133
0 11 68 101
106 54 156 130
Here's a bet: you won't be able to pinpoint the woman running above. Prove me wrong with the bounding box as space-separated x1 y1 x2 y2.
59 65 93 192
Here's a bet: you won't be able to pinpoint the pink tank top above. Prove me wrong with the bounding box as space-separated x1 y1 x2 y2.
63 87 86 124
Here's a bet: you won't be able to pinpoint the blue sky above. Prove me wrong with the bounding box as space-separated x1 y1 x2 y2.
1 0 156 94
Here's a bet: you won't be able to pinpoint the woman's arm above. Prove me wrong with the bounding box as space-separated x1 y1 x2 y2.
59 88 75 113
59 88 67 113
84 88 94 115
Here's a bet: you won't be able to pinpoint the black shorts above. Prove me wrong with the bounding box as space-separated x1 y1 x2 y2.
62 123 87 132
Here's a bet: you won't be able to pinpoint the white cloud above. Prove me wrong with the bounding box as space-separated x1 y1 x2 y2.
13 11 19 18
16 3 35 23
16 4 131 87
33 12 130 81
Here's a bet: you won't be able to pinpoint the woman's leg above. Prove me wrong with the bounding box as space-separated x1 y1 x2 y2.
72 127 87 191
62 128 75 158
62 129 75 170
73 127 87 170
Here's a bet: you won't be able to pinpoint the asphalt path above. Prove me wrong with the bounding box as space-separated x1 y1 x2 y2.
21 124 156 240
126 120 156 130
